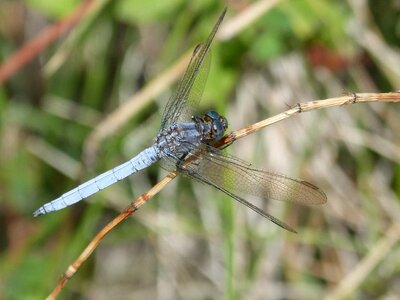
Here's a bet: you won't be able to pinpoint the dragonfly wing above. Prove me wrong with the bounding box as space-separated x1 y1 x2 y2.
160 9 226 129
181 162 298 233
174 145 326 231
186 146 327 205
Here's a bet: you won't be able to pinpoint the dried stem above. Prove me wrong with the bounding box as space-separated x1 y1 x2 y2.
0 0 96 85
47 92 400 299
46 172 177 300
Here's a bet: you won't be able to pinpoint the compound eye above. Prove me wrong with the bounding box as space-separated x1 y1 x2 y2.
206 110 219 120
212 122 224 140
219 117 228 129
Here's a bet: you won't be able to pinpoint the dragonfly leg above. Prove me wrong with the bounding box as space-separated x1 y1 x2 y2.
175 153 189 170
218 132 236 149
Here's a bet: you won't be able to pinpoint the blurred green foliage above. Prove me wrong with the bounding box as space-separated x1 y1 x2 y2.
25 0 80 18
1 0 400 299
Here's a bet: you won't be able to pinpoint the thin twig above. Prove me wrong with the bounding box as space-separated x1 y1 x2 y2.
47 92 400 299
0 0 96 85
46 172 177 300
218 92 400 145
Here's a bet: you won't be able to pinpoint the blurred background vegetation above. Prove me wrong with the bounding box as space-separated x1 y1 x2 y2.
0 0 400 299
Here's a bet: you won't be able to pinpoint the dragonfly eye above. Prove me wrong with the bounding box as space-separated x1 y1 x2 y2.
211 121 224 140
219 116 228 130
205 110 220 121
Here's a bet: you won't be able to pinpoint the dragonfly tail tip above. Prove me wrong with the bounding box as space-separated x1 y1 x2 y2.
32 208 44 217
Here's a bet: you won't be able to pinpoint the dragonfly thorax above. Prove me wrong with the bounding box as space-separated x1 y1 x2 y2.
155 111 228 159
156 122 203 157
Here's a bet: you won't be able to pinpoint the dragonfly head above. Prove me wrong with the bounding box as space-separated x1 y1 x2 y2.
202 110 228 141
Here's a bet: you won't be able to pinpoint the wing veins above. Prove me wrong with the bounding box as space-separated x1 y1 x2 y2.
179 160 297 233
181 145 327 205
160 9 226 129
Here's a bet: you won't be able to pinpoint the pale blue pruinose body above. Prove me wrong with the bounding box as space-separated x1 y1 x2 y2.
33 9 326 232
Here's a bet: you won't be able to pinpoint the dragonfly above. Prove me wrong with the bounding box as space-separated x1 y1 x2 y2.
33 9 327 232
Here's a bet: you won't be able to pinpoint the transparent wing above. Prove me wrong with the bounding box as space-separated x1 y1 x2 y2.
160 9 226 129
172 145 327 232
186 146 327 205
